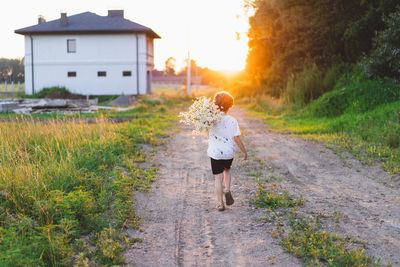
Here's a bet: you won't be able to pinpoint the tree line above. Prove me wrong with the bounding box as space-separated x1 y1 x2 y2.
161 57 232 87
243 0 400 98
0 58 24 83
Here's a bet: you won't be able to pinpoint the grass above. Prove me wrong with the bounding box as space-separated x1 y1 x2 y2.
281 209 379 267
247 101 400 176
241 70 398 265
0 82 24 97
250 182 379 266
152 85 215 96
0 92 191 119
26 86 71 99
236 69 400 177
250 183 304 210
152 85 183 94
0 97 184 266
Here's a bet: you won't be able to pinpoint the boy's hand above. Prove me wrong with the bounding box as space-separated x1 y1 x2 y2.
234 136 248 161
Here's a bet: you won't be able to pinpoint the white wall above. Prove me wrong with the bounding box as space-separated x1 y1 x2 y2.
137 34 147 95
24 33 152 95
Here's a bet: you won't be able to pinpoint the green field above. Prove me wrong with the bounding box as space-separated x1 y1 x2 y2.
0 96 188 266
152 85 217 98
0 83 25 93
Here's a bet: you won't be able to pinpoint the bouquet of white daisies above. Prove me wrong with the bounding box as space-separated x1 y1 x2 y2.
179 96 223 134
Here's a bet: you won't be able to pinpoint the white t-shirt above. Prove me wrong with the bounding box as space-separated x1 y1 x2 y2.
207 115 241 160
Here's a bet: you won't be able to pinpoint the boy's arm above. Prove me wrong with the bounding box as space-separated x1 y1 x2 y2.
233 136 247 160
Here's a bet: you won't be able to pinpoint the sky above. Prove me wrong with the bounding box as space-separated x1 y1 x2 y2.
0 0 251 71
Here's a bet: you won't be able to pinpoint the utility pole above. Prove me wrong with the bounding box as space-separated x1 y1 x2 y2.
186 51 191 96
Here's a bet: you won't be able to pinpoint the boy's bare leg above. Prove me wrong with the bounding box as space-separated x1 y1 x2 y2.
223 168 231 192
215 173 224 204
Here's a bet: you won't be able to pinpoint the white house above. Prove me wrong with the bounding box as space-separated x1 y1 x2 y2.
15 10 160 95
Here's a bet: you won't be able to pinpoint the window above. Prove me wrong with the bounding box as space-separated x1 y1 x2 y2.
67 39 76 53
122 71 132 77
67 71 76 77
97 71 107 77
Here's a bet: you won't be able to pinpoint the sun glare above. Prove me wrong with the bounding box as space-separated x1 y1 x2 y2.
177 0 250 71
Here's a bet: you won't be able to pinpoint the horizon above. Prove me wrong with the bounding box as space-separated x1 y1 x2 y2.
0 0 250 72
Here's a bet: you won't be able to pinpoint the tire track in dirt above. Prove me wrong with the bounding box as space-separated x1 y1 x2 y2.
231 107 400 266
123 119 301 266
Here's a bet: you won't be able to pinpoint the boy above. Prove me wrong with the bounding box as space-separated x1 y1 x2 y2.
207 91 247 211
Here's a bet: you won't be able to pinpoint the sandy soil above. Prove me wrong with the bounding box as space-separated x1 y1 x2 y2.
124 107 400 266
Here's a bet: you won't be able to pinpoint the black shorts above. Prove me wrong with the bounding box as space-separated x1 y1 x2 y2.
210 158 233 175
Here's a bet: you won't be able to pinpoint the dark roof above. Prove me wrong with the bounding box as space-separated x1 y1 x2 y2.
15 11 160 38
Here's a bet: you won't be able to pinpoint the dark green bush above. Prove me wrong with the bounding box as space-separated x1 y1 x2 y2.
322 63 352 92
363 8 400 81
307 69 400 117
30 86 71 98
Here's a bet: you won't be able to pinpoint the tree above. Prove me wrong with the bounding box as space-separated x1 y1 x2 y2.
0 58 24 83
164 57 176 76
177 59 198 77
364 8 400 81
244 0 399 97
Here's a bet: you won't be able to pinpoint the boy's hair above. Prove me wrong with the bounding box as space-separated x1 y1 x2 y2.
214 91 234 112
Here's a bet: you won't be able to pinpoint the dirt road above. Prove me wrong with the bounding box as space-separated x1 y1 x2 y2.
124 107 400 266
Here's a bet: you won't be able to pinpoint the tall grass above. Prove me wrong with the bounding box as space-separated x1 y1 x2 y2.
260 102 400 174
1 118 116 213
285 64 325 107
238 67 400 176
284 63 351 109
306 70 400 117
0 101 177 265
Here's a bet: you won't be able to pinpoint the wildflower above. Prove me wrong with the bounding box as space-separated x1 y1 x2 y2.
179 97 223 134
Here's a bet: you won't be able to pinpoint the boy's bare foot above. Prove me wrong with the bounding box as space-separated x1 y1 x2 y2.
225 191 234 205
216 203 225 211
